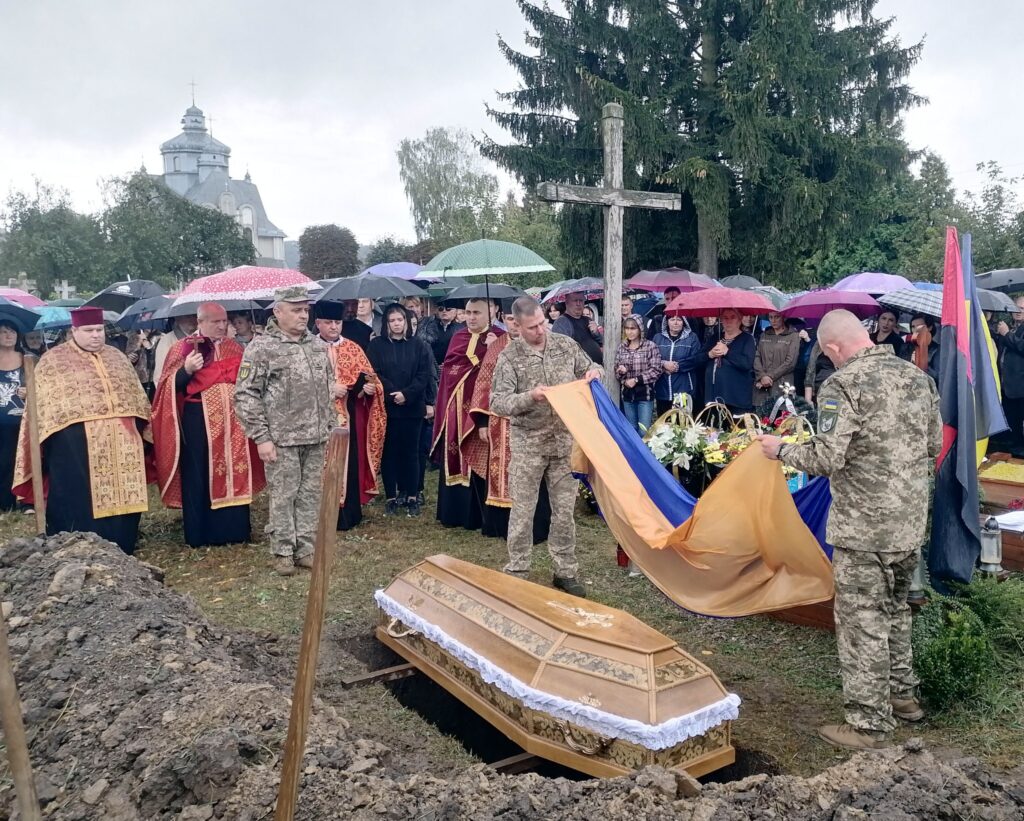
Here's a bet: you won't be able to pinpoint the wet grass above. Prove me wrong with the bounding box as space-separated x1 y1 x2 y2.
2 478 1021 777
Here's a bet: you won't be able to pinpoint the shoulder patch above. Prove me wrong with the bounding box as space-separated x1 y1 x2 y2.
238 361 251 382
820 397 839 412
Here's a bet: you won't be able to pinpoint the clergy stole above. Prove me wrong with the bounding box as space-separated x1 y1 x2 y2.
468 333 512 507
13 341 151 519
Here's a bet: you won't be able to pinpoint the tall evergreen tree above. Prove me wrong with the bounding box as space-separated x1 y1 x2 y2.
484 1 922 286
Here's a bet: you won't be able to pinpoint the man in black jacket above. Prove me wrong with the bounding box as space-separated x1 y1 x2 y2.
996 297 1024 454
416 303 463 365
551 292 603 363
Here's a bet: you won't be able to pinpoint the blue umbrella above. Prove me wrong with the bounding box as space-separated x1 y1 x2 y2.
0 298 49 334
32 306 72 330
360 262 423 280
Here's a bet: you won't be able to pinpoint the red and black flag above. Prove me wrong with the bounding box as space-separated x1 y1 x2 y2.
930 228 1007 587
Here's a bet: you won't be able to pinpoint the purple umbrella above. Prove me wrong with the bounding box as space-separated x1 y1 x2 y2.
361 262 423 280
780 289 880 320
542 277 605 304
832 272 912 294
626 267 719 292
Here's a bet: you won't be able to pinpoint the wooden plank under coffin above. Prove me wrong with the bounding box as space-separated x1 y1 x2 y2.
374 555 738 779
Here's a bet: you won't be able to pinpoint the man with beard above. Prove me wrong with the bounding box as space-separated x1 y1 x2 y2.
152 302 265 547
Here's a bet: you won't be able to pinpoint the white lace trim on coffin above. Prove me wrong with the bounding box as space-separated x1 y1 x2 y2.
375 590 741 750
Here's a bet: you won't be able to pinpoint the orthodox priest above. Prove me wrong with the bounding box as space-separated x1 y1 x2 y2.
315 303 386 530
13 307 151 553
468 314 551 540
152 302 265 547
431 297 504 529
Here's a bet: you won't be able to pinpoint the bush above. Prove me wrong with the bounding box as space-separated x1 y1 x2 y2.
954 576 1024 658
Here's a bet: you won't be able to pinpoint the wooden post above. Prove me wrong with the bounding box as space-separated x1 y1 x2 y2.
0 611 41 821
22 357 46 537
602 103 625 404
275 427 350 821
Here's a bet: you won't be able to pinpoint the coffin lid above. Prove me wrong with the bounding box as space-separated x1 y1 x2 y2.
376 555 740 749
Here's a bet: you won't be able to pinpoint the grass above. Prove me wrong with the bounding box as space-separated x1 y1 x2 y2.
3 478 1022 776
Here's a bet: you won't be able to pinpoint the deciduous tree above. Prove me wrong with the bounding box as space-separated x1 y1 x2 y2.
297 224 360 278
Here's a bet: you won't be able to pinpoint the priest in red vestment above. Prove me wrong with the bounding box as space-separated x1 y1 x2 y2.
431 297 505 529
314 303 386 530
14 307 152 554
151 303 265 547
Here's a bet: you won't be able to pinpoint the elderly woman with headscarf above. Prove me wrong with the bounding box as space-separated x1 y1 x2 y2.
652 313 702 416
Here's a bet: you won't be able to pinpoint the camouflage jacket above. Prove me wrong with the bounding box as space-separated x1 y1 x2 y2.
779 344 941 551
491 333 600 450
233 319 334 447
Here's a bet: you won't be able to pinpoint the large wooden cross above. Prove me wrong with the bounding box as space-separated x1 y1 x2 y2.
537 102 682 402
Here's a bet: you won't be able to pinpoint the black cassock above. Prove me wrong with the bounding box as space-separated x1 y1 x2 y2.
336 375 366 532
177 369 250 548
44 423 142 554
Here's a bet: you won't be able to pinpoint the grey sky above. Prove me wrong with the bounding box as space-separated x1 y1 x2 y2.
0 1 1020 247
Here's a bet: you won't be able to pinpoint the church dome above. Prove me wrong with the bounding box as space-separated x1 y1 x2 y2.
160 104 231 156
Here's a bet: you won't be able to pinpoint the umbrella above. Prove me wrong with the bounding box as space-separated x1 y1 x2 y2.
443 284 526 303
975 268 1024 292
174 266 313 307
0 298 44 334
360 262 423 280
48 298 85 307
0 288 47 308
832 272 913 294
416 239 555 279
751 285 787 310
911 281 943 292
85 280 165 311
879 287 1017 319
315 273 423 302
155 299 264 320
720 274 763 290
781 289 880 320
117 295 173 330
625 268 718 293
542 277 605 304
32 306 73 331
665 287 776 317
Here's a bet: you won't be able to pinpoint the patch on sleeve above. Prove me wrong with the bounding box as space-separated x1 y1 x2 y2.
238 361 252 382
819 397 840 433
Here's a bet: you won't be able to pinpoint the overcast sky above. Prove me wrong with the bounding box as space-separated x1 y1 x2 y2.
0 1 1020 246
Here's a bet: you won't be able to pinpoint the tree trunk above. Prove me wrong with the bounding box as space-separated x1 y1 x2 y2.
698 3 720 278
697 215 719 278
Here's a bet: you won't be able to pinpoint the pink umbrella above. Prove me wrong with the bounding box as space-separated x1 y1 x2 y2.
832 272 912 294
665 287 776 317
780 289 880 320
174 266 313 307
626 267 719 293
0 288 47 307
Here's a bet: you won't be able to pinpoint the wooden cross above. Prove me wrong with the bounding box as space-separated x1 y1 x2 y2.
537 102 681 402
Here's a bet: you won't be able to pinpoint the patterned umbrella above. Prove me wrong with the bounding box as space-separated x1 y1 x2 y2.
173 266 313 307
0 288 47 308
360 262 423 280
32 306 73 331
416 239 554 279
665 287 776 317
626 268 718 292
541 277 605 304
832 272 913 294
879 287 1017 318
781 289 880 320
85 279 166 311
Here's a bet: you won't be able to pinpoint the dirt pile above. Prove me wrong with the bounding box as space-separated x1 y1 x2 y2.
1 533 1022 820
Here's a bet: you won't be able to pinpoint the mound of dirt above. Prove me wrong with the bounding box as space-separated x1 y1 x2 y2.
1 533 1022 820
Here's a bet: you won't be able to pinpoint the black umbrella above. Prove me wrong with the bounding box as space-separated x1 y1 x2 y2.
720 274 763 290
315 273 423 303
117 295 173 330
0 298 42 335
975 269 1024 292
443 284 525 303
85 280 166 311
155 299 263 320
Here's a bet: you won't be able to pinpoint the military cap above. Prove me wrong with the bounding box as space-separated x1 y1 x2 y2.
273 285 312 303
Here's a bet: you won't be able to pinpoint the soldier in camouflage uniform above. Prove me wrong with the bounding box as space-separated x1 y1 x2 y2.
760 309 941 751
491 297 603 597
234 286 334 576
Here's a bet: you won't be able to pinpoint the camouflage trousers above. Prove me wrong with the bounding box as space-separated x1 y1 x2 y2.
264 442 326 559
504 450 579 579
832 546 920 734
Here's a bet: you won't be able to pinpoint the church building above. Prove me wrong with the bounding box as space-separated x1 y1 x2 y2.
156 104 286 266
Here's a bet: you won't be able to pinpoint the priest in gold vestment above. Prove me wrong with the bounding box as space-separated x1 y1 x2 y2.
13 307 152 554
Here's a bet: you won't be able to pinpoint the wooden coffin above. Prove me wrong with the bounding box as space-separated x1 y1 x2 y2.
375 554 738 779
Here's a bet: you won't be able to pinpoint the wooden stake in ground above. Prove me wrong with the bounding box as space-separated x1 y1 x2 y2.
537 102 683 404
22 356 46 537
275 427 350 821
0 609 41 821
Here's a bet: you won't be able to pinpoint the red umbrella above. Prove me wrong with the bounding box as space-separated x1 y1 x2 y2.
0 288 47 308
780 289 879 320
174 266 313 307
665 287 776 317
626 267 719 293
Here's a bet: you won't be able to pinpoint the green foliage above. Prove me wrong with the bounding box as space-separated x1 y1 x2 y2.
953 576 1024 657
913 596 997 711
485 0 922 286
364 236 412 268
0 182 107 296
396 128 501 246
297 224 360 279
492 193 565 288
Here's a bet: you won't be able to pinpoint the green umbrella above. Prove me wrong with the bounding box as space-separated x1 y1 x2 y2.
416 239 555 279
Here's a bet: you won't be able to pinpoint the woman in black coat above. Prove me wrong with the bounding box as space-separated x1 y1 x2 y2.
367 304 434 516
